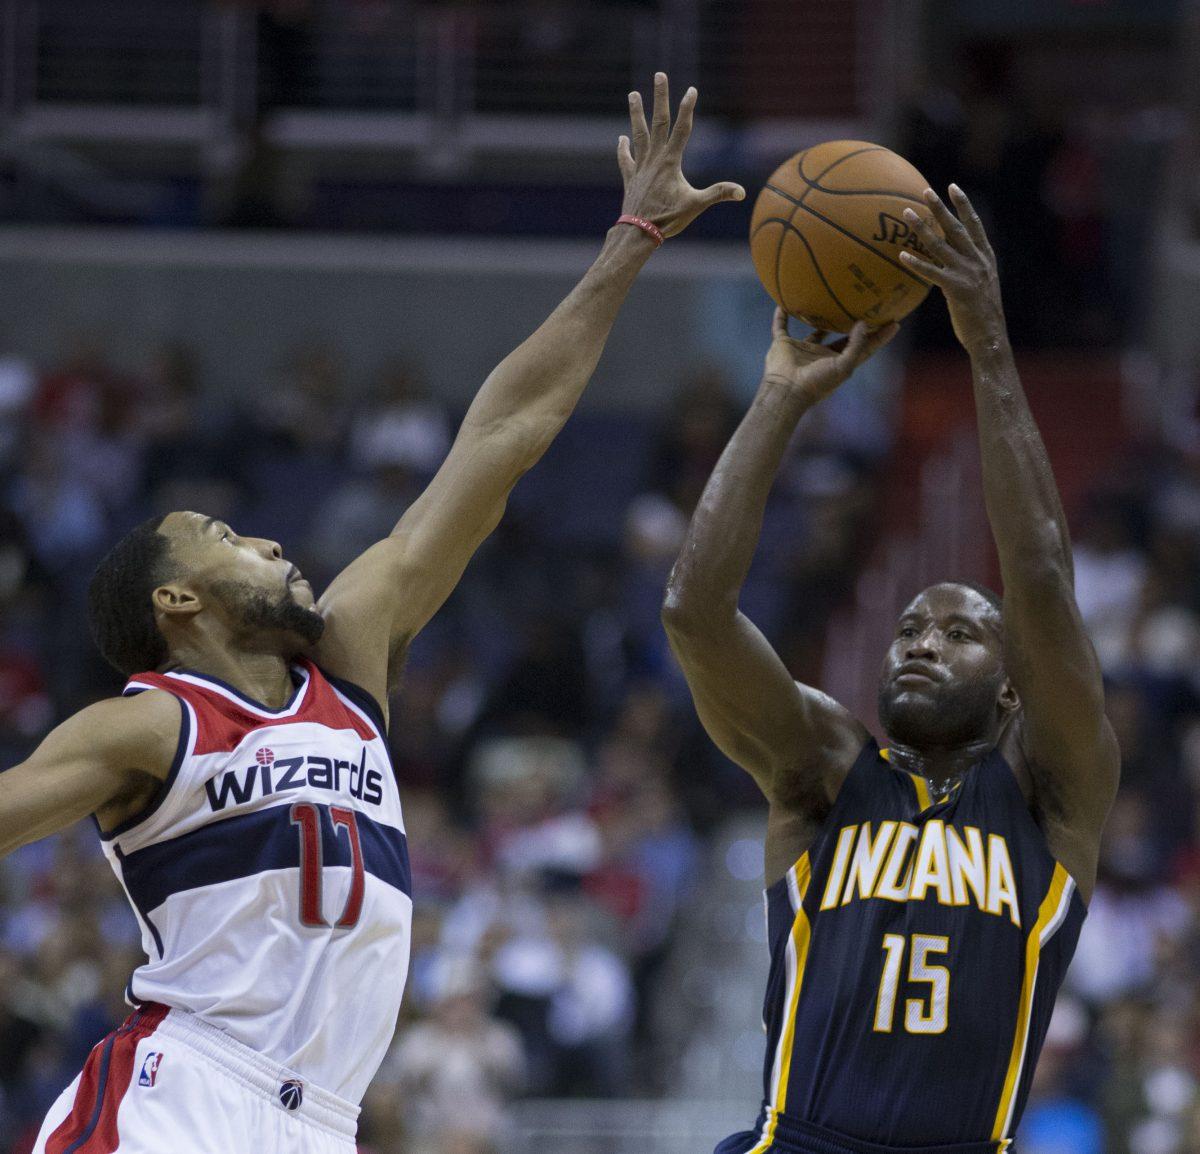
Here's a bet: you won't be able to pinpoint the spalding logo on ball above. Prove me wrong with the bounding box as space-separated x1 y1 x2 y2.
279 1079 304 1110
750 141 942 332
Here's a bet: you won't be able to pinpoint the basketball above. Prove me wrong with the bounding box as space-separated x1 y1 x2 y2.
750 141 940 332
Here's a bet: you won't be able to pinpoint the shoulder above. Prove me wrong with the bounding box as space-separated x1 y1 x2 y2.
65 690 182 775
998 714 1119 903
1002 710 1120 821
307 661 390 737
772 686 869 807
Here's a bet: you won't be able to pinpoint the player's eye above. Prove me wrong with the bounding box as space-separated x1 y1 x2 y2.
948 629 969 641
898 626 917 638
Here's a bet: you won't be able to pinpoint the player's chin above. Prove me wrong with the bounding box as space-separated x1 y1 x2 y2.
288 579 316 609
285 605 327 646
877 687 943 741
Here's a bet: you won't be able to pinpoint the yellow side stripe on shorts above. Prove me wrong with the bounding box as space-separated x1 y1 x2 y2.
748 853 813 1153
990 863 1072 1141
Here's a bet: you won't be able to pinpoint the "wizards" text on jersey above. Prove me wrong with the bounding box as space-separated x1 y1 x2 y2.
204 747 384 812
818 819 1020 926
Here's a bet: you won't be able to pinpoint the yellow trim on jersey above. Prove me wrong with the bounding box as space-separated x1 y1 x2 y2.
990 863 1070 1142
880 747 936 811
910 773 932 811
748 853 813 1154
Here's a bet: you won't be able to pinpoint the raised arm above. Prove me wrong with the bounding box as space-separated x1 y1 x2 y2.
900 187 1119 897
315 74 745 712
662 312 895 858
0 691 179 858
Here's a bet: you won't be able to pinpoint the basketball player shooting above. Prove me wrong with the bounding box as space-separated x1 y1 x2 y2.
5 74 744 1153
663 185 1119 1154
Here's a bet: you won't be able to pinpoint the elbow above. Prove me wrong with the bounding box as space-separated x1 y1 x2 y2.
660 594 694 638
661 584 703 638
1005 553 1074 600
661 584 734 638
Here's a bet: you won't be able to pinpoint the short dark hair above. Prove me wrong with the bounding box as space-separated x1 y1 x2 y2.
88 515 176 676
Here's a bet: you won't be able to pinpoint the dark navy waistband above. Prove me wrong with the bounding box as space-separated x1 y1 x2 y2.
766 1113 1005 1154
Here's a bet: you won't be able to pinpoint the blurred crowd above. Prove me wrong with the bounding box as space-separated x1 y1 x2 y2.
0 335 886 1152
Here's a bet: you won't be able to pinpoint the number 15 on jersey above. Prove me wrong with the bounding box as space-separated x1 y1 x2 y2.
874 933 950 1035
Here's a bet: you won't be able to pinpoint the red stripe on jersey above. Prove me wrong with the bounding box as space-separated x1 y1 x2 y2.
45 1003 169 1153
125 660 377 754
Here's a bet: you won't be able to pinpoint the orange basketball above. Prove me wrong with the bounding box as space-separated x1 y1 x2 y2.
750 141 940 332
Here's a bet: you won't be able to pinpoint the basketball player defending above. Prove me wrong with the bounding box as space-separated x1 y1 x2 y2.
8 75 744 1152
664 186 1119 1154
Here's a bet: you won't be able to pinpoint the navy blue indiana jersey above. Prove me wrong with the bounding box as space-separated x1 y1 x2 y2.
723 738 1086 1154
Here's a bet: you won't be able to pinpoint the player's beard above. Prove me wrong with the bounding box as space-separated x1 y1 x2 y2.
211 578 325 650
877 669 1003 749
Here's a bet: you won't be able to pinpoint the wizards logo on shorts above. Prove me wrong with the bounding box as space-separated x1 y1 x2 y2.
280 1079 304 1110
138 1051 163 1087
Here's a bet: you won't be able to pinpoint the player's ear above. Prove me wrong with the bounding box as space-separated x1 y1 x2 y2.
153 583 203 620
998 678 1020 718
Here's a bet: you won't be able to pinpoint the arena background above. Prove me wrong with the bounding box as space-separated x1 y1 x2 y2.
1 1 1200 1151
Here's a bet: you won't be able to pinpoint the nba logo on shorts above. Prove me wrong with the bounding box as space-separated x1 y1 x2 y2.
279 1079 304 1110
138 1052 163 1087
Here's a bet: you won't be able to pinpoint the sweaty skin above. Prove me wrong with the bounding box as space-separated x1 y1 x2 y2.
0 73 746 859
665 188 1118 900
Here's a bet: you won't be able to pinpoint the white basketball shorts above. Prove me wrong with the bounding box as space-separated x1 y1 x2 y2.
33 1002 358 1153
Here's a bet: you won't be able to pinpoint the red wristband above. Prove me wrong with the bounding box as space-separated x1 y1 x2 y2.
616 214 664 247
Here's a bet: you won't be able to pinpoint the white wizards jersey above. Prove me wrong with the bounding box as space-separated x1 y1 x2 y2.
97 659 412 1105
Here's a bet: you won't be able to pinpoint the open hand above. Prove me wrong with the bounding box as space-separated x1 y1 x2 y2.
763 309 899 406
898 185 1007 354
618 73 745 238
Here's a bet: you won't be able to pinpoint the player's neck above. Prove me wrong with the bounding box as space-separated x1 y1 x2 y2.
885 736 994 787
165 646 296 710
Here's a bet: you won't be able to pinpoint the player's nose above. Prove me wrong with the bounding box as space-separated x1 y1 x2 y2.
904 631 938 660
252 537 283 560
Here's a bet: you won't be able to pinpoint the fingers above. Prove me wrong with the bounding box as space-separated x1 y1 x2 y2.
668 86 697 156
696 181 747 209
898 249 946 285
860 321 901 359
650 72 671 146
627 90 649 160
902 206 955 267
617 135 636 184
921 188 972 254
772 306 790 341
837 321 900 372
838 321 871 365
948 184 994 255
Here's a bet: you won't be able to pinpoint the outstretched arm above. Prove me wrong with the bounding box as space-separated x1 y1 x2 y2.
0 691 179 858
662 312 895 840
900 187 1119 899
315 74 745 713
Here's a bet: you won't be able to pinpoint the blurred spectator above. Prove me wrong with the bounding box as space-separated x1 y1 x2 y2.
249 343 346 455
1069 790 1190 1004
0 354 35 478
1072 494 1149 669
7 435 107 577
306 361 450 582
1019 998 1104 1154
646 367 739 516
33 339 142 515
374 957 525 1154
